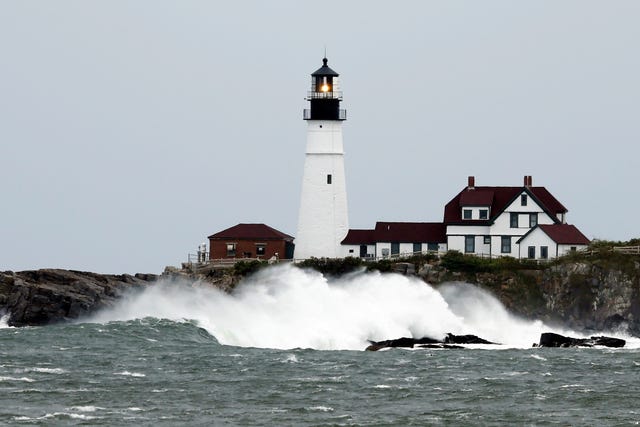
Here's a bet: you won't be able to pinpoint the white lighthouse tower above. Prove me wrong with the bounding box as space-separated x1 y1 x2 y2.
295 57 349 259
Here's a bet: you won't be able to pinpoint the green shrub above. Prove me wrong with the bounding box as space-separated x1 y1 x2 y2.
233 260 266 276
297 257 364 276
440 250 544 273
365 258 394 272
440 250 492 273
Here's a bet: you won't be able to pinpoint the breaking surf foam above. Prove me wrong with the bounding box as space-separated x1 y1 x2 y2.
87 264 621 350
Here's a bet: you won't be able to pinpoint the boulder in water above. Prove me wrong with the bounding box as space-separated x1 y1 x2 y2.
536 332 625 348
365 336 441 351
365 333 497 351
444 333 496 345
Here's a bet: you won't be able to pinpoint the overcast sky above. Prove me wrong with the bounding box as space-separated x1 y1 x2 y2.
1 1 639 273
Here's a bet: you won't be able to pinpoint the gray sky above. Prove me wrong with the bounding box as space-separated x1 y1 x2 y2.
1 1 639 274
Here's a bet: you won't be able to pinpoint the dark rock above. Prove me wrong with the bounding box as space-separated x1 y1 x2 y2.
0 269 156 326
393 263 416 275
417 343 464 349
537 332 625 348
538 332 577 347
589 336 626 348
603 314 626 331
444 333 496 345
365 333 497 351
365 336 429 351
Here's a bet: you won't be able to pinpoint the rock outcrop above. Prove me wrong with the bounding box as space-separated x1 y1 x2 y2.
0 269 157 326
365 333 497 351
2 251 640 338
540 261 640 335
535 332 626 348
419 252 640 337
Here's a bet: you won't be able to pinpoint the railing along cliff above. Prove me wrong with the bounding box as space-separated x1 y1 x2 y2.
613 246 640 255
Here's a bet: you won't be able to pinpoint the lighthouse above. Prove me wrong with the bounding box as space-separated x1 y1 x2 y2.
295 57 349 259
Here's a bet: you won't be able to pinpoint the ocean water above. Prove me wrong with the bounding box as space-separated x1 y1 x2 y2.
1 265 639 426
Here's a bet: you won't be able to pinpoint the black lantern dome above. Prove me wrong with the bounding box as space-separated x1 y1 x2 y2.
304 58 346 121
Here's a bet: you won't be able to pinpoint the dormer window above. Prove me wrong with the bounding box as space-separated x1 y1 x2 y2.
479 209 488 219
521 194 528 206
463 209 472 219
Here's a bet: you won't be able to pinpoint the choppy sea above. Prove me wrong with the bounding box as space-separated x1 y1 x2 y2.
2 265 639 425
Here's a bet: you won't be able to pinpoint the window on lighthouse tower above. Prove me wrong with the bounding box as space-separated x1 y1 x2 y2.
321 77 330 92
315 76 332 93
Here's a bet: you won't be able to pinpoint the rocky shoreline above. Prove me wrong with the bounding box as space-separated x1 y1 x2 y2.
0 270 157 326
2 253 639 336
422 259 640 336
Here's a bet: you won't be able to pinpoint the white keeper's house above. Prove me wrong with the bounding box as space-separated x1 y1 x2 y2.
341 175 590 260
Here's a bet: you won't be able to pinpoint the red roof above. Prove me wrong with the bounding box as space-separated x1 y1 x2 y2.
341 222 447 245
537 224 590 245
459 190 494 206
444 186 567 224
341 229 377 245
208 224 294 241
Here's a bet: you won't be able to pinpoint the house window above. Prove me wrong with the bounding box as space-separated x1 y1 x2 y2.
381 248 390 258
256 244 266 257
391 242 400 255
349 249 354 253
510 213 519 228
484 236 491 245
327 174 332 184
427 243 439 251
413 243 422 253
541 246 549 259
226 243 237 257
528 246 535 259
570 246 577 252
465 236 475 253
463 209 472 219
501 236 511 254
521 194 528 206
529 213 538 228
479 209 488 219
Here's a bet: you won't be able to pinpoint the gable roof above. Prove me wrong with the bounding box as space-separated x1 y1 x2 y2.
208 223 294 241
341 222 447 245
444 186 567 225
539 224 590 245
459 190 494 206
341 229 377 245
517 224 590 245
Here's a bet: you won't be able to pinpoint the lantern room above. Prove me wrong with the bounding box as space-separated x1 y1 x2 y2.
304 57 346 121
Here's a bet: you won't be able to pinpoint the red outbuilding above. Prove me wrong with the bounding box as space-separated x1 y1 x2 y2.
208 224 295 260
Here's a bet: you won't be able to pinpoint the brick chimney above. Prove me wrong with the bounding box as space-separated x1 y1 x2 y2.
524 175 532 187
468 176 475 190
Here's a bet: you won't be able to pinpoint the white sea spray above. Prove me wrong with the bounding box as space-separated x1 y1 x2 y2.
87 264 632 350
